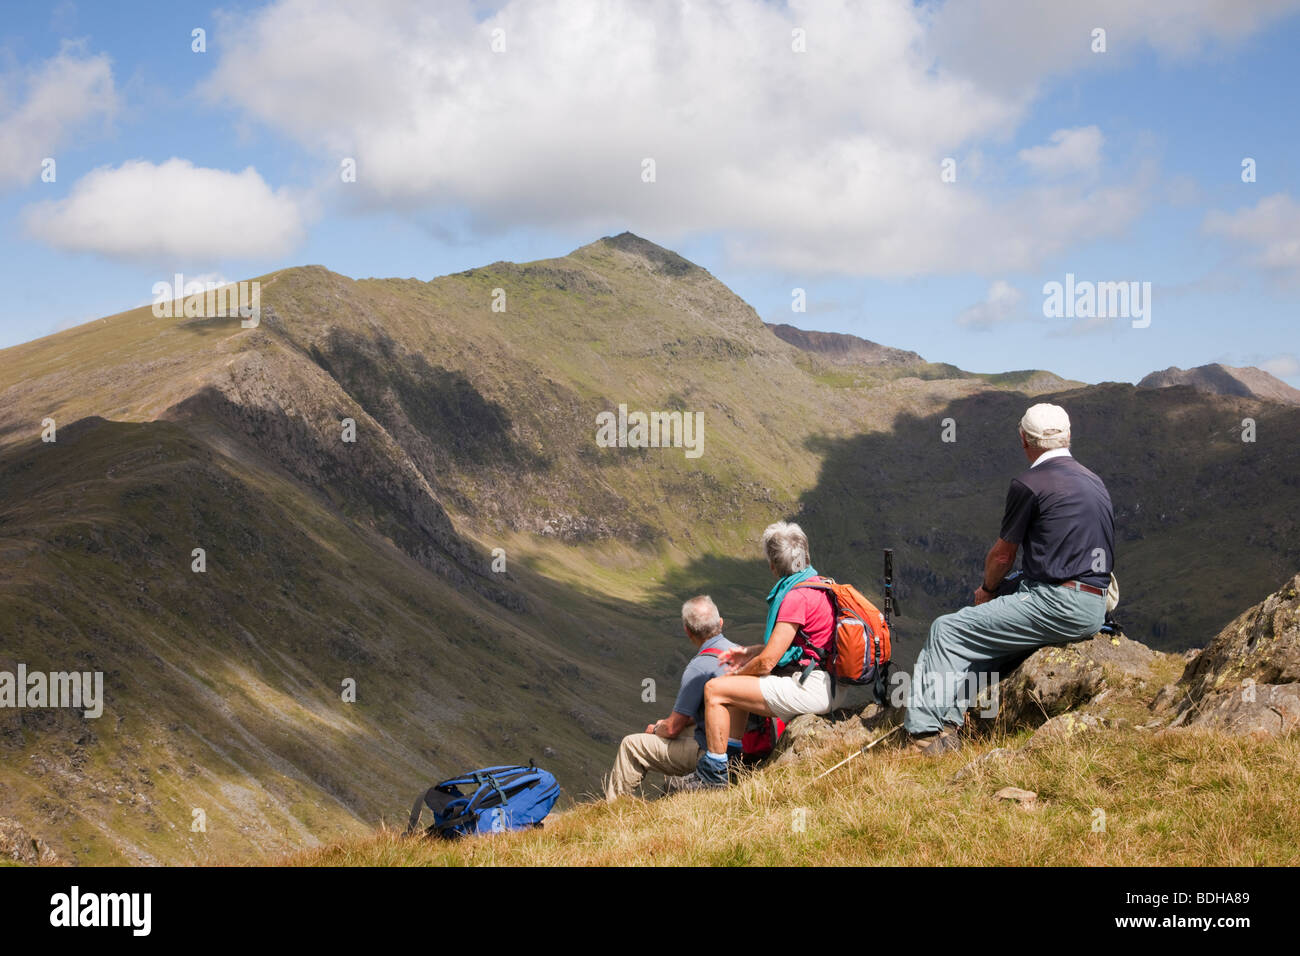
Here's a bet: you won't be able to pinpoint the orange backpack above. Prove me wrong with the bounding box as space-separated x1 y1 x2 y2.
792 577 891 694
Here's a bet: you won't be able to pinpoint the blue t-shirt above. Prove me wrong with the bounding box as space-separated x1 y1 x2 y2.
999 454 1115 589
673 634 741 749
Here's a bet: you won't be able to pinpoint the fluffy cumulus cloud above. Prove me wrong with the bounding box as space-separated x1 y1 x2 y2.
957 279 1026 329
198 0 1295 277
24 159 306 261
1203 194 1300 276
0 45 117 189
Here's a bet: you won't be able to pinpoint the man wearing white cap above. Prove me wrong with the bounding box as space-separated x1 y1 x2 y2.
902 403 1114 754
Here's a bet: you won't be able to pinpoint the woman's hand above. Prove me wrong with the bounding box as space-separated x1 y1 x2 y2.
719 646 758 674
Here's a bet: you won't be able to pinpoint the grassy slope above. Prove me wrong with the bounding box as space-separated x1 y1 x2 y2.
293 727 1300 867
0 418 666 863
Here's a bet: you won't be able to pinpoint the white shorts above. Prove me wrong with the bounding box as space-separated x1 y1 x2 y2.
758 668 837 723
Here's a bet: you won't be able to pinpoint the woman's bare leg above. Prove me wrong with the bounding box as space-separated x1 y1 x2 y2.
703 675 773 754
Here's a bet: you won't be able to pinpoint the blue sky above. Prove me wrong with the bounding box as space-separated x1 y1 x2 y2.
2 0 1298 386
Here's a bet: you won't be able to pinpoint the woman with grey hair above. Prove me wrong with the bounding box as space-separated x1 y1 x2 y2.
694 520 841 787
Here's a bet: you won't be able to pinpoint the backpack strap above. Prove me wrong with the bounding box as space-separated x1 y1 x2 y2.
789 580 840 683
406 791 428 835
476 771 510 810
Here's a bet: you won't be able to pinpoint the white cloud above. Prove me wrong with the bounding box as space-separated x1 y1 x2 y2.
1018 127 1104 178
925 0 1300 94
1258 353 1300 379
197 0 1291 278
0 45 117 189
198 0 1160 277
957 280 1026 329
1203 193 1300 275
24 159 306 262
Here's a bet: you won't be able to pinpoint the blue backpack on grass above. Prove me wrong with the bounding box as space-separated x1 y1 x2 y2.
405 764 561 839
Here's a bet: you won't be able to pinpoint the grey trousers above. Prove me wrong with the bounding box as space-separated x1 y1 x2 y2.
904 579 1107 734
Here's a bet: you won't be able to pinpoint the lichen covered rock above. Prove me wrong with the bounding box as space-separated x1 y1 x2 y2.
988 631 1158 728
1174 574 1300 738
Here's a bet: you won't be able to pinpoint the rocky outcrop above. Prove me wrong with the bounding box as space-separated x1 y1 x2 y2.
771 633 1165 764
986 632 1158 729
1172 574 1300 736
1179 573 1300 699
1182 683 1300 736
768 702 902 767
0 817 63 865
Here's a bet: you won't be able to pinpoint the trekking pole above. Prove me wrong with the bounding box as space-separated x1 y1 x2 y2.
811 725 900 782
883 547 901 621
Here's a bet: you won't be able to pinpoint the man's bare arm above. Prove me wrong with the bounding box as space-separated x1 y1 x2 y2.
975 538 1018 604
648 711 693 738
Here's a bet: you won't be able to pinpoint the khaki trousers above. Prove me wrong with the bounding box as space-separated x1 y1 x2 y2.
604 732 702 801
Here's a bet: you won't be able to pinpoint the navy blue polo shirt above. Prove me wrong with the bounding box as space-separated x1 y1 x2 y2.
999 451 1115 589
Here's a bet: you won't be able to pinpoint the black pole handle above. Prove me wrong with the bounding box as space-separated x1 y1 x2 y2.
883 548 902 619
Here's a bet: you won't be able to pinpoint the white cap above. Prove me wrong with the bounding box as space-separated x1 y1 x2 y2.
1019 403 1071 440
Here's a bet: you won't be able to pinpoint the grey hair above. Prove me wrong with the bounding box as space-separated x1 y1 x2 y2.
1020 427 1072 451
762 520 810 576
681 595 722 639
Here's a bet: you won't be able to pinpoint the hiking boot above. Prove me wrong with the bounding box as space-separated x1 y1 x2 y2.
694 752 731 788
663 772 705 794
900 725 963 757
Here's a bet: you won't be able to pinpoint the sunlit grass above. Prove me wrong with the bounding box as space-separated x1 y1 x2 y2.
285 727 1300 867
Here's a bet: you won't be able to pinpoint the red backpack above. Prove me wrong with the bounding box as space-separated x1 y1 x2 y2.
792 577 891 694
740 714 786 760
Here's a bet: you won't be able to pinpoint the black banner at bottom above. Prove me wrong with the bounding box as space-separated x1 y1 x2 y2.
0 865 1272 941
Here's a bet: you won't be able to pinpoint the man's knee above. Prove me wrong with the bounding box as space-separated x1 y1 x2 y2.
927 613 957 652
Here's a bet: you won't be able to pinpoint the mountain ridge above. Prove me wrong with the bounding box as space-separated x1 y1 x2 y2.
766 321 924 367
1138 362 1300 406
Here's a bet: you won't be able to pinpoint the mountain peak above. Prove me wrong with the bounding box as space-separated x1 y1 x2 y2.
1138 363 1300 406
578 231 703 277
